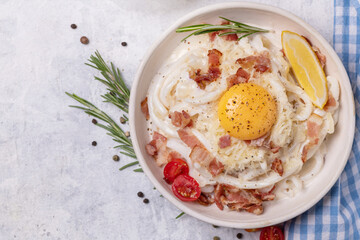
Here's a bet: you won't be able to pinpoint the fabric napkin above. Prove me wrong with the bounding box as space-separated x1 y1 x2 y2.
284 0 360 239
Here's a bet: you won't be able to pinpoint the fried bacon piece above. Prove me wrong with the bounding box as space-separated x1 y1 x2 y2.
271 158 284 176
301 114 323 162
244 133 281 154
189 146 224 177
141 97 150 120
218 135 231 149
145 132 182 166
324 92 337 112
197 192 215 206
169 110 192 128
177 127 204 149
226 67 250 88
189 49 223 89
214 184 276 215
236 51 271 73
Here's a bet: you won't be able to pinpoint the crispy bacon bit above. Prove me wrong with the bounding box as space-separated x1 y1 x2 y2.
208 159 225 176
214 184 224 210
302 114 323 162
236 51 271 73
324 93 337 111
213 184 275 215
141 97 150 120
189 145 223 177
189 49 223 89
226 67 250 88
244 133 281 153
177 127 203 148
197 192 215 206
208 49 222 66
218 135 231 148
307 115 322 140
145 131 171 166
189 145 214 165
169 110 192 128
169 151 183 160
145 142 157 156
271 158 284 176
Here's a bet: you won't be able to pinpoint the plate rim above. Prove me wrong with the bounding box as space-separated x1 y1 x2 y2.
129 2 355 228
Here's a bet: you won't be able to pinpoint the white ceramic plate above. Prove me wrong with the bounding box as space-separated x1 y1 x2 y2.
129 2 355 228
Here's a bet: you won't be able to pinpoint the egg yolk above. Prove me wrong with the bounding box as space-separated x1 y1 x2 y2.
218 83 277 140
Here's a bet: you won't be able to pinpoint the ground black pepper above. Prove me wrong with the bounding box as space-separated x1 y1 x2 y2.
121 42 127 46
80 36 89 44
236 233 243 239
91 141 97 146
137 192 144 198
143 198 149 204
70 24 77 29
92 119 97 124
112 155 119 161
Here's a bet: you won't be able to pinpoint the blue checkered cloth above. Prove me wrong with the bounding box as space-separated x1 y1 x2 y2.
284 0 360 239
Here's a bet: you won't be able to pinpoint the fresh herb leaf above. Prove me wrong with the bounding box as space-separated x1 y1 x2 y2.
133 168 144 173
66 51 136 161
175 212 185 219
119 161 139 171
176 16 268 41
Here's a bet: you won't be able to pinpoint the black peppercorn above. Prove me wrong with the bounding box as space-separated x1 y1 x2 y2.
92 119 97 124
143 198 149 204
70 24 77 29
137 192 144 198
236 233 243 239
80 36 89 44
121 42 127 46
120 117 126 124
92 141 97 146
112 155 119 161
213 237 220 240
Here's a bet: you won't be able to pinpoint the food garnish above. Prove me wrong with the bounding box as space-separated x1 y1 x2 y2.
281 30 328 108
176 16 268 41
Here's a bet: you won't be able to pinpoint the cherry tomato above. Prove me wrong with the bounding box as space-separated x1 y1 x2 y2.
259 226 284 240
245 228 260 232
172 174 201 201
163 159 189 184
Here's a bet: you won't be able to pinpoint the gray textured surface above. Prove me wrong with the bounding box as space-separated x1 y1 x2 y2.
0 0 333 239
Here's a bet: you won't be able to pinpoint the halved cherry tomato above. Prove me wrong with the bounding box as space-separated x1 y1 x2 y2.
163 158 189 184
259 226 284 240
172 174 201 201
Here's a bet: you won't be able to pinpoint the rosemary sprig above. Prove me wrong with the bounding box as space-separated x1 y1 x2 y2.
175 212 185 219
119 161 139 170
86 50 130 113
66 93 136 159
176 16 268 41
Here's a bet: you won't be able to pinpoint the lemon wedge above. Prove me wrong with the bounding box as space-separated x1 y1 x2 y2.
281 31 328 109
